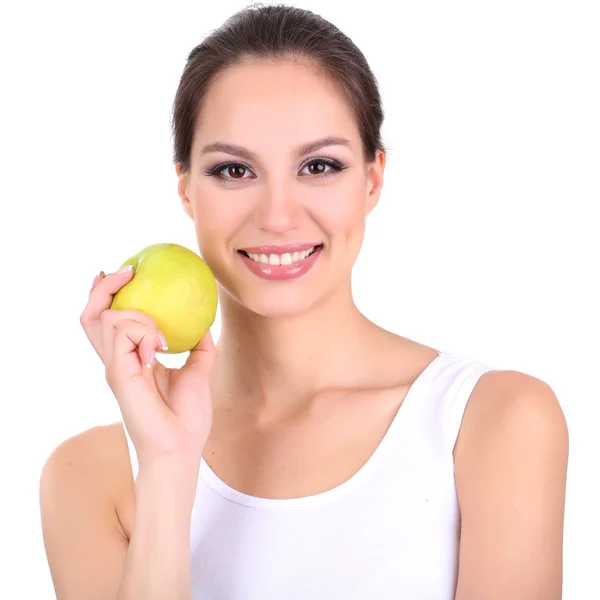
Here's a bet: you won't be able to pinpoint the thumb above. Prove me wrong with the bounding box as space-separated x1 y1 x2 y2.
180 328 217 380
171 328 217 427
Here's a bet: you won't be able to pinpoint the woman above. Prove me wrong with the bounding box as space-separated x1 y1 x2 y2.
40 4 569 599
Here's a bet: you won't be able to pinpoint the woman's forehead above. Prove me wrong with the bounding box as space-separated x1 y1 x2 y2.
195 61 360 153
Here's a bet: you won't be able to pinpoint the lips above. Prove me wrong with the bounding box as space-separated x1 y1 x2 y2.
238 243 324 281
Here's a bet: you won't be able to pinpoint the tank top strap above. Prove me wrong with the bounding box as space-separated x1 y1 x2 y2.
435 352 500 452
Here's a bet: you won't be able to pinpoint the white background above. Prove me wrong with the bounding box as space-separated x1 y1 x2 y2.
1 0 598 597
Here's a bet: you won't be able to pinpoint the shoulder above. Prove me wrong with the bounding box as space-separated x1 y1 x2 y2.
452 369 569 598
455 368 568 461
41 422 131 479
40 422 134 536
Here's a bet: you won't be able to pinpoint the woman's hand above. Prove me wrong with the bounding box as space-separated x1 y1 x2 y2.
80 267 216 469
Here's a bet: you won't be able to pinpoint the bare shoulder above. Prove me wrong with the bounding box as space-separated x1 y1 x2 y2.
40 421 134 539
452 369 569 599
40 422 136 598
455 369 568 458
454 368 569 482
44 421 128 459
41 421 132 491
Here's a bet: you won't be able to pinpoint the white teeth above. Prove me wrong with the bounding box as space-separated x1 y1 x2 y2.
246 245 319 265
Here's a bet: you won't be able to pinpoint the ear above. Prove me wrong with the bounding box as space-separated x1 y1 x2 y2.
365 150 386 215
176 163 194 220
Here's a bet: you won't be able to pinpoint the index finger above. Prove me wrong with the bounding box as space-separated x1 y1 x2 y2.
89 271 106 296
81 265 135 324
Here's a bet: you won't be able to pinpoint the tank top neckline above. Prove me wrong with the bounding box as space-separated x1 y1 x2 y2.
198 350 449 510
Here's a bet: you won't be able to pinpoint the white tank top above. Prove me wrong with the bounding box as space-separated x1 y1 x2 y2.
123 350 498 599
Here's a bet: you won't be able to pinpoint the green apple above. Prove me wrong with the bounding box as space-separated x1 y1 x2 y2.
110 243 218 354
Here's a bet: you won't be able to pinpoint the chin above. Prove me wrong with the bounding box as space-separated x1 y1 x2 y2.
241 288 322 319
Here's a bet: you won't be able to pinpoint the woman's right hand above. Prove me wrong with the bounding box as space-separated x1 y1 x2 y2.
79 266 217 470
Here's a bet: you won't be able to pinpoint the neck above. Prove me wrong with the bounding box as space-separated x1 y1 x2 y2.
211 279 378 415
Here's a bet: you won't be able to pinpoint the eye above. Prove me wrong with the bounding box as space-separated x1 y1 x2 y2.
300 158 345 177
205 162 253 181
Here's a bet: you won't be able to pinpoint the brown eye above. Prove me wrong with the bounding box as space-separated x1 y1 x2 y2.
227 165 247 178
300 158 345 178
306 161 327 175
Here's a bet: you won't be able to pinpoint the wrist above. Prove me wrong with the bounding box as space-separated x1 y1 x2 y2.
136 454 201 506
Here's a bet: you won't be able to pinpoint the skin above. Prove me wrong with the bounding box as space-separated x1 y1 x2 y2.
40 58 568 599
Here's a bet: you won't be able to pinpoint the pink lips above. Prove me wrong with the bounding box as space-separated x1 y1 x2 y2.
238 244 324 281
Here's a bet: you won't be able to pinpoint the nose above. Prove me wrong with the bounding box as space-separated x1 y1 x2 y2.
253 182 302 234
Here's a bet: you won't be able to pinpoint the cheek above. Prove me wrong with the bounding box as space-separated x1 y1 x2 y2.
189 197 230 262
191 187 243 238
318 181 367 236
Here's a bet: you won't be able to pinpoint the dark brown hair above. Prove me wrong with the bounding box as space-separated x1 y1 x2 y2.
171 2 386 173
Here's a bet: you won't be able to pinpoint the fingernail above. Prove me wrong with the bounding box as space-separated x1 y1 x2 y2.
146 349 155 368
116 265 134 275
158 330 168 350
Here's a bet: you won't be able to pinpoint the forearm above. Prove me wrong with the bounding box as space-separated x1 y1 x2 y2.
117 457 200 600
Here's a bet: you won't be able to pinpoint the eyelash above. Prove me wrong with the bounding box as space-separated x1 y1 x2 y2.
203 157 348 183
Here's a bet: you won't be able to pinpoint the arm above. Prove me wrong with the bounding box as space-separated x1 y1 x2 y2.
118 456 199 599
453 370 569 600
40 425 200 600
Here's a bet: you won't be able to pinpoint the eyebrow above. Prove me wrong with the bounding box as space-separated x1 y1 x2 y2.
199 136 352 161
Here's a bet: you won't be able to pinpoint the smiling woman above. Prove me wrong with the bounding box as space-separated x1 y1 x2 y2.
39 3 568 600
